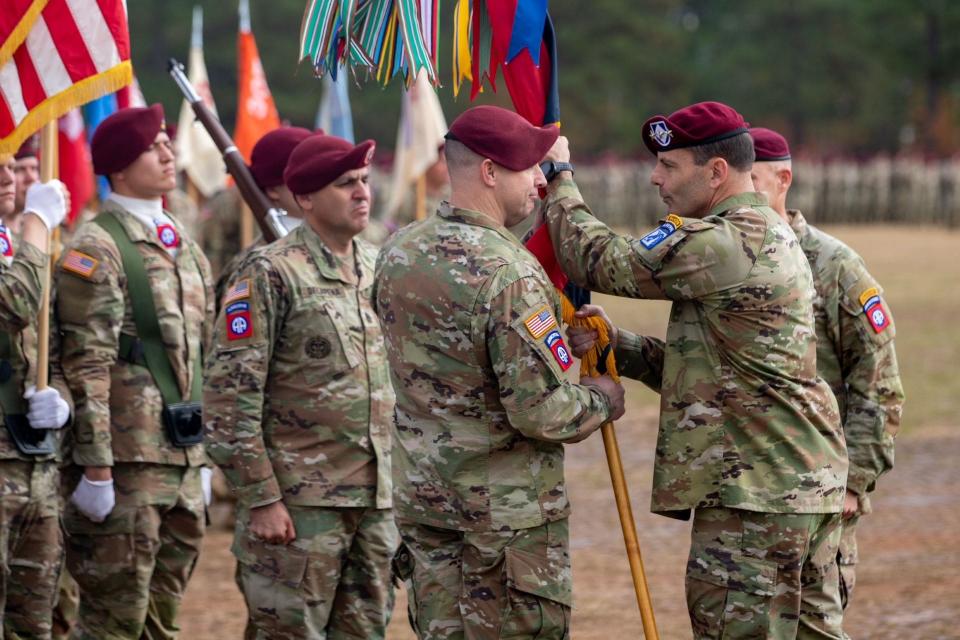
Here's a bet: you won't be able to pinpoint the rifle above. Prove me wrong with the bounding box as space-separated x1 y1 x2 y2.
167 57 286 242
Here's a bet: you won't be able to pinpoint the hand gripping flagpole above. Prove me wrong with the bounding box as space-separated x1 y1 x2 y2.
36 120 59 390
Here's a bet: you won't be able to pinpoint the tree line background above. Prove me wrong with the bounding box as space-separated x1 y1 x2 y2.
130 0 960 159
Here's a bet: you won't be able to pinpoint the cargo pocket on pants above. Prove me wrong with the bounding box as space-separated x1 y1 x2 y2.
501 546 572 640
62 503 138 595
686 551 778 639
391 542 422 637
238 535 309 634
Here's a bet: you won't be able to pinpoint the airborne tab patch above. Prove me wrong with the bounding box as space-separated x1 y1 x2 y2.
524 306 558 339
858 287 890 333
225 301 253 341
640 214 683 250
62 250 99 279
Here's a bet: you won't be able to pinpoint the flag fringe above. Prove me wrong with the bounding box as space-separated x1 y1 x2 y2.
0 0 53 68
0 61 132 154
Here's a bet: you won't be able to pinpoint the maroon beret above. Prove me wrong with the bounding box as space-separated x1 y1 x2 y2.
249 127 314 189
92 104 166 175
445 105 558 171
750 127 791 161
283 134 375 196
15 134 39 160
642 101 749 155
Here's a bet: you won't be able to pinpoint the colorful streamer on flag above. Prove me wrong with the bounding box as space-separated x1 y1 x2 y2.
300 0 438 87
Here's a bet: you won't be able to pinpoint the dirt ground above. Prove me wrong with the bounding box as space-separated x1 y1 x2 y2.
178 226 960 639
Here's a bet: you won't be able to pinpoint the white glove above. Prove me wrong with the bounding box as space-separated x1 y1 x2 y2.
24 385 70 430
23 180 67 230
70 476 116 523
200 467 214 507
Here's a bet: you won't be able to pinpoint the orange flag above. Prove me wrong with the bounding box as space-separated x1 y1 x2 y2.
234 0 279 163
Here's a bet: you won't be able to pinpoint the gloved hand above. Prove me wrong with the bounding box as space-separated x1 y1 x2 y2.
24 385 70 430
23 180 67 230
200 467 214 507
70 476 116 523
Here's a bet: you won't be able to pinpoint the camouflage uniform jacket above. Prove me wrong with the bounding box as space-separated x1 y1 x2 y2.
0 241 71 461
214 235 265 308
545 182 847 518
374 203 613 532
55 200 213 468
204 223 393 510
787 210 903 505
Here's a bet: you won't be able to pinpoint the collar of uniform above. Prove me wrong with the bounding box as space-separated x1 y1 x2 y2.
107 193 163 222
101 199 178 254
298 222 364 285
706 191 768 217
786 209 809 241
436 201 522 248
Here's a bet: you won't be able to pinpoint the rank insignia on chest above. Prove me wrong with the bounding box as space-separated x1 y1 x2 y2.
0 226 12 257
223 278 251 306
225 301 253 340
639 214 683 250
524 306 558 338
544 329 573 371
62 250 99 279
858 287 890 333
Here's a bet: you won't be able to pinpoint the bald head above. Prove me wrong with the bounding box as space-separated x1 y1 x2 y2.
750 159 793 218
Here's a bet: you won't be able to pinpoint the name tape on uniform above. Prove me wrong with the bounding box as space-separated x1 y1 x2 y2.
640 214 684 250
544 329 572 371
62 250 100 279
225 300 253 341
524 306 559 339
858 286 890 333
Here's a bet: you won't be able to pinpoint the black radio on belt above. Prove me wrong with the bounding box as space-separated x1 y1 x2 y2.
162 402 204 447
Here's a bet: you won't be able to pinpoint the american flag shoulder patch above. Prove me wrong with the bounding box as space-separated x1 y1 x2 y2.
523 306 558 339
61 250 99 279
223 278 251 305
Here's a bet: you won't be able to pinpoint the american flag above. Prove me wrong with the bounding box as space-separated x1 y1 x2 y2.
524 307 557 338
0 0 132 153
62 249 98 278
224 278 251 305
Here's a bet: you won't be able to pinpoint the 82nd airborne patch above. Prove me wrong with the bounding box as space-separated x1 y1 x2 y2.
640 214 683 250
544 329 573 371
225 301 253 341
858 287 890 333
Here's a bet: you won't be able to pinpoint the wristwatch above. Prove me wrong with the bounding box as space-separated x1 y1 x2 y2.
539 161 575 182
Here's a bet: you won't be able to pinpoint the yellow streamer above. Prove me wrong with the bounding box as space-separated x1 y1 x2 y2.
559 291 618 382
452 0 472 97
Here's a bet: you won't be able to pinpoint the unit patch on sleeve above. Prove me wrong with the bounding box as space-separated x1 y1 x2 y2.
639 214 684 250
61 250 100 279
543 329 573 371
225 301 253 341
858 286 890 333
523 306 559 339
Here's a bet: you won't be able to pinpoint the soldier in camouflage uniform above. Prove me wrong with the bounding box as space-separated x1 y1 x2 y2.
55 105 213 640
549 102 848 639
204 133 396 640
0 152 72 639
213 126 313 303
374 106 625 640
750 127 904 609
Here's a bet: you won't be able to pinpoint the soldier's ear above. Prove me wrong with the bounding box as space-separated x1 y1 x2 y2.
480 158 497 188
708 157 729 187
777 166 793 192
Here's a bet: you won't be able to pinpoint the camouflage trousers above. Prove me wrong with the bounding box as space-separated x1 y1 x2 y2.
233 505 397 640
0 460 63 640
837 515 859 609
686 507 845 640
395 518 572 640
63 464 205 640
51 568 79 640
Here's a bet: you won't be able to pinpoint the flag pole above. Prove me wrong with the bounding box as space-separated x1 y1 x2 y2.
36 120 59 390
601 421 659 638
415 174 427 221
